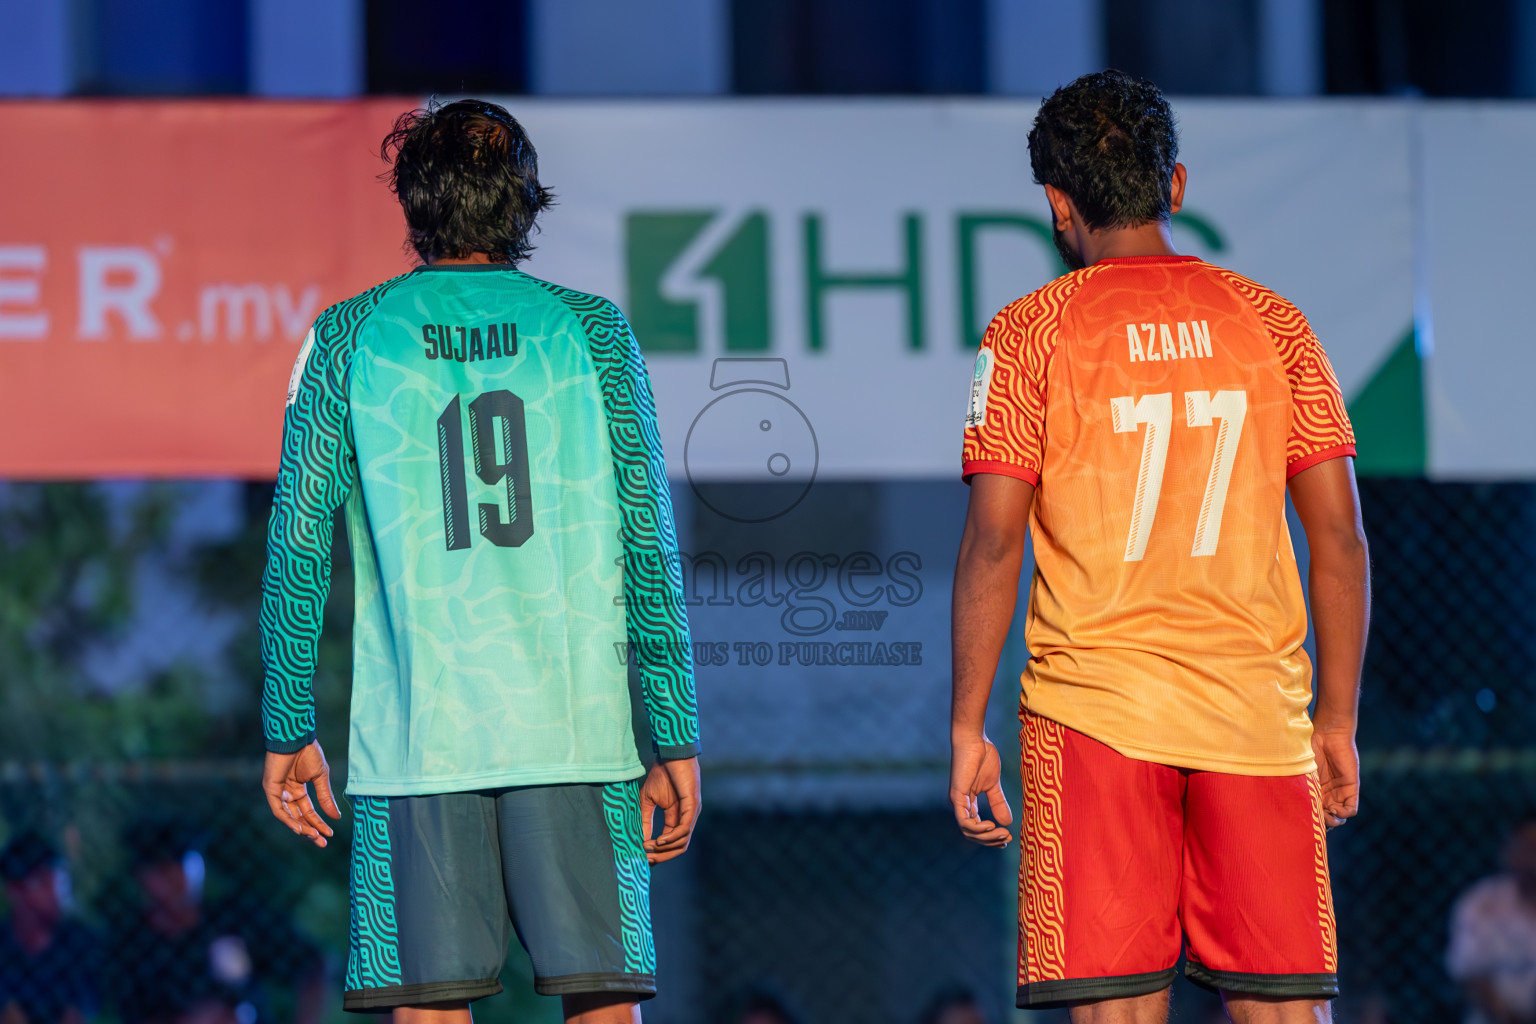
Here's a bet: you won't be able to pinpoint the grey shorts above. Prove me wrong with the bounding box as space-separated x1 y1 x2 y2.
342 780 655 1011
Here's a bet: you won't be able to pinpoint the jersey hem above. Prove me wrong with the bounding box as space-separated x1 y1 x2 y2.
345 760 647 797
1023 707 1316 776
1092 734 1316 777
962 459 1040 486
1287 445 1356 478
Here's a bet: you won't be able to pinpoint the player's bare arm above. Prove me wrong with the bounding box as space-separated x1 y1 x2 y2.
642 756 702 864
1289 456 1370 828
949 473 1034 849
261 741 342 848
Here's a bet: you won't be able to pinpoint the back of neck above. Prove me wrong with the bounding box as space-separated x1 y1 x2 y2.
1082 221 1181 267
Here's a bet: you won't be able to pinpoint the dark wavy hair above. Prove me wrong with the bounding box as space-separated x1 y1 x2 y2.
1027 70 1179 231
381 98 555 265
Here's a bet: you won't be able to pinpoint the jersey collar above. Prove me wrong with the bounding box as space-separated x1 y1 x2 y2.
1093 254 1203 266
412 263 523 273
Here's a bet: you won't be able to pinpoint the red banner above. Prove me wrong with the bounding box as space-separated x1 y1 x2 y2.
0 100 414 478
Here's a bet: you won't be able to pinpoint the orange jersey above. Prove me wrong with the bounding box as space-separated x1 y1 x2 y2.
962 255 1355 775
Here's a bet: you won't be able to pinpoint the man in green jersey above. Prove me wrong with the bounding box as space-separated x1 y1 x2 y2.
257 99 701 1024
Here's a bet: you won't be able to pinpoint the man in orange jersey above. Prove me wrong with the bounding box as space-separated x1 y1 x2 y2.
949 70 1369 1024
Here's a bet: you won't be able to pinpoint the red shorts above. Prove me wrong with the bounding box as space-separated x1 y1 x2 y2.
1017 711 1339 1009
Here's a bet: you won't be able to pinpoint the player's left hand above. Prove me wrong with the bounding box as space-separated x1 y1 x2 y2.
1311 725 1360 829
641 756 701 864
262 741 343 848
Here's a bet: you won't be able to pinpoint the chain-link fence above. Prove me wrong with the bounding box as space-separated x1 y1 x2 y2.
1333 751 1536 1023
0 479 1532 1024
0 755 1529 1024
0 762 330 1024
1356 480 1536 750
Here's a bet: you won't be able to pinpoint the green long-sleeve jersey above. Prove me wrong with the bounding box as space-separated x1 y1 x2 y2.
259 264 699 796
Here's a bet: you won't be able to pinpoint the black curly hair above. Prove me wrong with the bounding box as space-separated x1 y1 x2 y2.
381 98 555 265
1028 70 1179 231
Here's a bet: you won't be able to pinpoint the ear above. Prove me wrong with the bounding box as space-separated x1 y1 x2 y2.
1169 163 1187 214
1043 184 1074 231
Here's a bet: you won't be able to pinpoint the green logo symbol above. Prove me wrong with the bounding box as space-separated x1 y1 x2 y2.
624 211 771 353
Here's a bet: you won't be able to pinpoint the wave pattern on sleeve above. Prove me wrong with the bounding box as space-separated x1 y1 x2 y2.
259 274 411 752
529 281 700 759
962 268 1104 482
1215 269 1356 470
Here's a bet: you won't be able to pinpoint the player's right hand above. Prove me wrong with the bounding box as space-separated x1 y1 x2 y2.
262 741 343 848
641 756 701 864
950 734 1013 848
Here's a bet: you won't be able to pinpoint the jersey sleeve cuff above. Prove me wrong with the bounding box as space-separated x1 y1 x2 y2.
265 731 316 754
962 459 1040 486
657 741 700 761
1286 444 1356 478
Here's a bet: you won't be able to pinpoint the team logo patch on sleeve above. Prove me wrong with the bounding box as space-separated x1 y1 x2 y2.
287 328 316 407
965 348 994 429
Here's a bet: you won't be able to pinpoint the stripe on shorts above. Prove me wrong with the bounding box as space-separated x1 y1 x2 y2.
1306 773 1339 972
603 780 656 975
1022 712 1068 985
347 795 402 990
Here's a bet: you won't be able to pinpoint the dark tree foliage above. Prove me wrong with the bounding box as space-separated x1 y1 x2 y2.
0 484 189 761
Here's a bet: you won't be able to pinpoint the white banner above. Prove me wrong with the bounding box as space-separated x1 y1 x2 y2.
512 99 1416 483
1422 104 1536 478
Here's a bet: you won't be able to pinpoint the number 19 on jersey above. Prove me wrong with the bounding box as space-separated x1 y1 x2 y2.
435 390 534 551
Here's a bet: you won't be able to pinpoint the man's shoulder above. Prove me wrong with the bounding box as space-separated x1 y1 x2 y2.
518 273 645 365
311 270 419 345
1010 265 1109 316
1195 263 1307 333
516 271 623 326
988 266 1108 355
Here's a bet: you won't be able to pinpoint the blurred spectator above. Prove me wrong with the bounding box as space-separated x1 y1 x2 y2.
918 985 989 1024
721 989 803 1024
0 830 100 1024
109 819 324 1024
1448 816 1536 1024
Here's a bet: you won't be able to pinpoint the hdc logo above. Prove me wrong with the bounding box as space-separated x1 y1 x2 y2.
623 209 1224 520
622 208 1226 354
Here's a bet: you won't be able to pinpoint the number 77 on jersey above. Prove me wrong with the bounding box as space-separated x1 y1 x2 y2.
1110 389 1248 563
